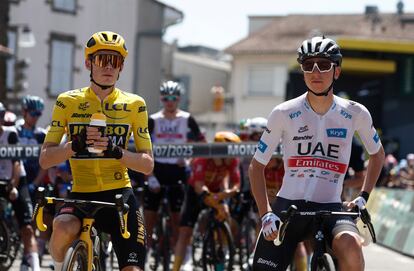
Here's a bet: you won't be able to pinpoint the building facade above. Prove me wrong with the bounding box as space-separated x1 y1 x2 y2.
7 0 182 127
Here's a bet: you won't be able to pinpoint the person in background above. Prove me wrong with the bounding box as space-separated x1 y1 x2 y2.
144 80 205 251
15 95 51 261
4 110 17 126
0 102 40 271
16 96 48 197
172 131 241 271
399 153 414 189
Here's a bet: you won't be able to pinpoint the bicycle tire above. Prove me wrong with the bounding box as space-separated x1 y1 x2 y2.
93 254 102 271
62 240 89 271
0 220 11 270
192 210 208 267
313 253 335 271
0 219 20 270
321 253 335 271
162 216 171 271
239 217 256 270
202 222 234 271
149 221 162 271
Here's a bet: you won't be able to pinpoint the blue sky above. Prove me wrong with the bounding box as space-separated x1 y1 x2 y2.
160 0 414 50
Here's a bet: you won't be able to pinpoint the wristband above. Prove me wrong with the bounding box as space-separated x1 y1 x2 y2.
359 191 370 202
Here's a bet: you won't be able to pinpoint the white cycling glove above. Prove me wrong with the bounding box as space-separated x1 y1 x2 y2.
261 212 281 238
351 191 370 210
351 196 367 210
148 176 161 192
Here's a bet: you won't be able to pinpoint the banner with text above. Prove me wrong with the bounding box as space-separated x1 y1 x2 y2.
0 144 282 159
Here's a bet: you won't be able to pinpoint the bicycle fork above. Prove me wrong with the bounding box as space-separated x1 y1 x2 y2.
79 218 95 271
311 218 326 270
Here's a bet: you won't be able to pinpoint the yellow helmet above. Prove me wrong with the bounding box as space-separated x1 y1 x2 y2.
85 31 128 59
214 131 241 143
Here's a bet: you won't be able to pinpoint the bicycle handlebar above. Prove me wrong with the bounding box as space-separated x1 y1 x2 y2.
275 204 376 245
32 187 131 239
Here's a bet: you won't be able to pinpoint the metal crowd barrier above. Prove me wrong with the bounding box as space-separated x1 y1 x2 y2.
0 143 282 159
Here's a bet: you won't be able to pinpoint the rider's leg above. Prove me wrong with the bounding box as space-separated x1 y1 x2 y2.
170 211 181 246
143 184 162 248
49 214 81 270
332 231 364 271
293 242 308 271
20 224 40 271
169 183 185 247
143 210 158 247
172 226 193 271
13 182 40 271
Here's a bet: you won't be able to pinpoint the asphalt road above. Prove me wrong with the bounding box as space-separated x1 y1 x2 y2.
7 243 414 270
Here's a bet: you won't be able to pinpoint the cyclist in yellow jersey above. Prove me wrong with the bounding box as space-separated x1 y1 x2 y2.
39 31 154 271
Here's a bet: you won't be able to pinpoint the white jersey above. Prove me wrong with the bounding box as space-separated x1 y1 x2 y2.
0 126 25 180
150 110 191 164
253 93 382 203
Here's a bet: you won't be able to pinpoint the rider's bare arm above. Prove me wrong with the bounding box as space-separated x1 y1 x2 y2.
361 145 385 193
119 149 154 175
249 158 272 217
39 141 74 169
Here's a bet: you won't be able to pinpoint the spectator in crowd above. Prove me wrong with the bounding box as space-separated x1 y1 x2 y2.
399 153 414 189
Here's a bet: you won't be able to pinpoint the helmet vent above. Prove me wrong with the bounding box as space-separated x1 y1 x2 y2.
102 33 108 41
86 37 96 48
113 34 118 41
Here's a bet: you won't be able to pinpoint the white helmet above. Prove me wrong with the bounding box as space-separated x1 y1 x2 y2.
297 36 342 66
247 117 267 134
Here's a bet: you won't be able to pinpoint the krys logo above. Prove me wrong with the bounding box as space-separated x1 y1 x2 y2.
326 128 347 138
257 140 268 153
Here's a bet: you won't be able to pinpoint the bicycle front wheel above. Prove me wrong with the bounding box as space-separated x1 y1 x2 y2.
0 219 20 270
62 240 89 271
202 222 234 271
313 253 335 271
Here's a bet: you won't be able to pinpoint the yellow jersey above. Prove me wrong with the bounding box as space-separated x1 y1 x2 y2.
45 87 152 193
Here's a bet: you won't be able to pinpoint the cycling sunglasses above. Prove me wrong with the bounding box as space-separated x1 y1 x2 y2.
29 111 42 117
92 54 124 69
300 60 336 73
161 95 179 102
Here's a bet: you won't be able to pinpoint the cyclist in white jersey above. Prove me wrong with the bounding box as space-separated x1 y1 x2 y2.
249 36 385 271
0 102 41 271
144 81 205 249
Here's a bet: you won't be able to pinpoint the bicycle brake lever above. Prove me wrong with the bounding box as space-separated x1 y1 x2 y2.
359 207 377 243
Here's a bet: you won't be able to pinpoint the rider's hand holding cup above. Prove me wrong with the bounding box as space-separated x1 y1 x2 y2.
261 212 281 241
87 113 108 154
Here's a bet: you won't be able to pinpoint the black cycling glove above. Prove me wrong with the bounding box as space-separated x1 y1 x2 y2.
104 139 123 159
71 128 87 153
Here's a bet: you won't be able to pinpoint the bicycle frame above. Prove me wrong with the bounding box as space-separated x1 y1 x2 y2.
201 206 235 271
33 187 130 271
